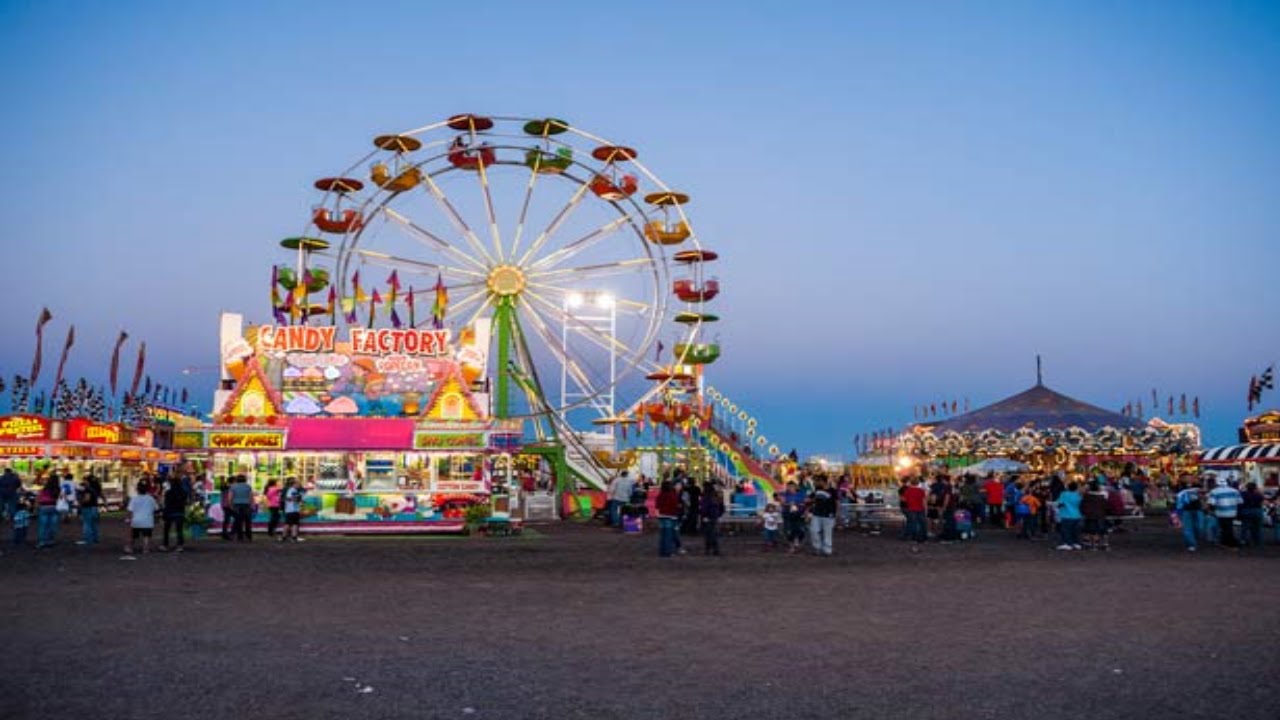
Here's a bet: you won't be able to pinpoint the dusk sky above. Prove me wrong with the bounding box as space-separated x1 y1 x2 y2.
2 1 1277 456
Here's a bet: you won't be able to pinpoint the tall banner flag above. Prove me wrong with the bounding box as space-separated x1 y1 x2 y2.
406 286 416 328
108 331 129 396
367 289 382 330
326 286 337 323
51 325 75 405
431 273 448 329
130 342 147 397
386 270 400 315
31 307 53 385
1180 393 1187 415
1248 375 1259 411
271 265 281 308
1193 396 1200 418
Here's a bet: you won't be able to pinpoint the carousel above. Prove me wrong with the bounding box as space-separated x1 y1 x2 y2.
899 377 1200 474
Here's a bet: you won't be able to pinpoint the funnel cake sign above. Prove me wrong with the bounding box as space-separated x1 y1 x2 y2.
256 326 452 357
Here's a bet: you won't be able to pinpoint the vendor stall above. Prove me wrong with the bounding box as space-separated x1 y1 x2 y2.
0 413 180 506
195 319 525 533
1199 410 1280 490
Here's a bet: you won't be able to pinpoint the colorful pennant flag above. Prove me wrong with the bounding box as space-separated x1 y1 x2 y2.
51 325 75 406
108 331 129 397
431 273 448 329
31 307 53 385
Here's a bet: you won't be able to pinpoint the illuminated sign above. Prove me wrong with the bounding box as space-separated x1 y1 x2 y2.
145 407 204 429
0 415 51 441
414 432 486 450
66 419 123 445
257 326 451 357
173 431 205 449
434 480 487 493
209 431 285 450
0 445 43 456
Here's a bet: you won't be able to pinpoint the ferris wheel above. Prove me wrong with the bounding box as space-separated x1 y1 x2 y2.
283 114 722 432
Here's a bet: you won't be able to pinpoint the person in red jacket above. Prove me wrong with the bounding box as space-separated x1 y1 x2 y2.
902 478 928 547
655 480 683 557
982 474 1004 527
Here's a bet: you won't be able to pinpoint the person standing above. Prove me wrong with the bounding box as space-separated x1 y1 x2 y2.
1238 482 1265 548
807 478 837 556
982 474 1004 527
160 477 189 552
35 476 60 549
229 474 255 542
0 468 21 523
264 479 283 538
281 478 305 542
761 502 782 550
655 480 681 558
1174 480 1203 552
12 496 30 546
1003 477 1022 530
124 479 159 558
1055 482 1083 551
902 477 928 549
1080 481 1110 550
1130 472 1148 510
57 472 76 523
76 476 103 546
218 478 234 540
781 480 807 554
681 479 702 536
1017 491 1041 540
1207 477 1242 548
699 482 724 556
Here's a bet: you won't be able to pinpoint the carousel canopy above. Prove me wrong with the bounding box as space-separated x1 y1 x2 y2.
931 382 1141 434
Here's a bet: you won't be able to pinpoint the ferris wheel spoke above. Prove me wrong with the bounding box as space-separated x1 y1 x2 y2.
380 207 490 272
458 292 495 330
528 258 652 282
517 297 606 406
526 280 653 318
524 289 640 361
528 215 633 272
507 159 546 263
417 174 498 267
349 248 485 281
473 150 504 262
516 181 592 267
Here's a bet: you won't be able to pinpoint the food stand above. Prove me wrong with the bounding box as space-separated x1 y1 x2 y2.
193 320 524 533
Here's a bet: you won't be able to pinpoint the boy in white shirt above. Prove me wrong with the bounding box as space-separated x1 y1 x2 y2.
761 502 782 550
123 480 159 558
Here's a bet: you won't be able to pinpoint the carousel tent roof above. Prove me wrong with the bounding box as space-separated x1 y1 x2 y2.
931 382 1142 434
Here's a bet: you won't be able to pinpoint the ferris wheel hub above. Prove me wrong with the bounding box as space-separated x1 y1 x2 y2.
487 265 527 297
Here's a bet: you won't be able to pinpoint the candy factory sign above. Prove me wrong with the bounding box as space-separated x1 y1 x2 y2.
414 432 487 450
258 326 451 357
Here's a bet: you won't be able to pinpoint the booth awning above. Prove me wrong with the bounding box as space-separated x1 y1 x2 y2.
1199 443 1280 464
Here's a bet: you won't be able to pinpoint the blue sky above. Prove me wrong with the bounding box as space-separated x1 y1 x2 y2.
1 0 1277 455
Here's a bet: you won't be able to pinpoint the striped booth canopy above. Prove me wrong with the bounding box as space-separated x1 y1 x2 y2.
1199 443 1280 466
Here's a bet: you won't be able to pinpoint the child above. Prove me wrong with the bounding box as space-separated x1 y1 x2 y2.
761 502 781 550
12 496 30 546
1017 492 1041 539
124 480 160 558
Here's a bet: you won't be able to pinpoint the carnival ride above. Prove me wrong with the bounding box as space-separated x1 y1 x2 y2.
272 114 736 490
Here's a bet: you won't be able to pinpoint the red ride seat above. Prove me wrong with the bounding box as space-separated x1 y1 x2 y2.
447 142 496 171
312 208 363 234
590 174 638 200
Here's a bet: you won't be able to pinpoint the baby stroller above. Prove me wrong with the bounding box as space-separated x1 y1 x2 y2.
954 509 976 540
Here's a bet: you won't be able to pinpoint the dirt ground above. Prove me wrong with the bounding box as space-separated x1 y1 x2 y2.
2 517 1277 720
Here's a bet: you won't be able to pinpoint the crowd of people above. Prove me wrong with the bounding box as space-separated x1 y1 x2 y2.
0 468 309 557
600 463 1280 557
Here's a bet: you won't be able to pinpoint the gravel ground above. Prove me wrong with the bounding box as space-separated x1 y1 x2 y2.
2 517 1277 720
